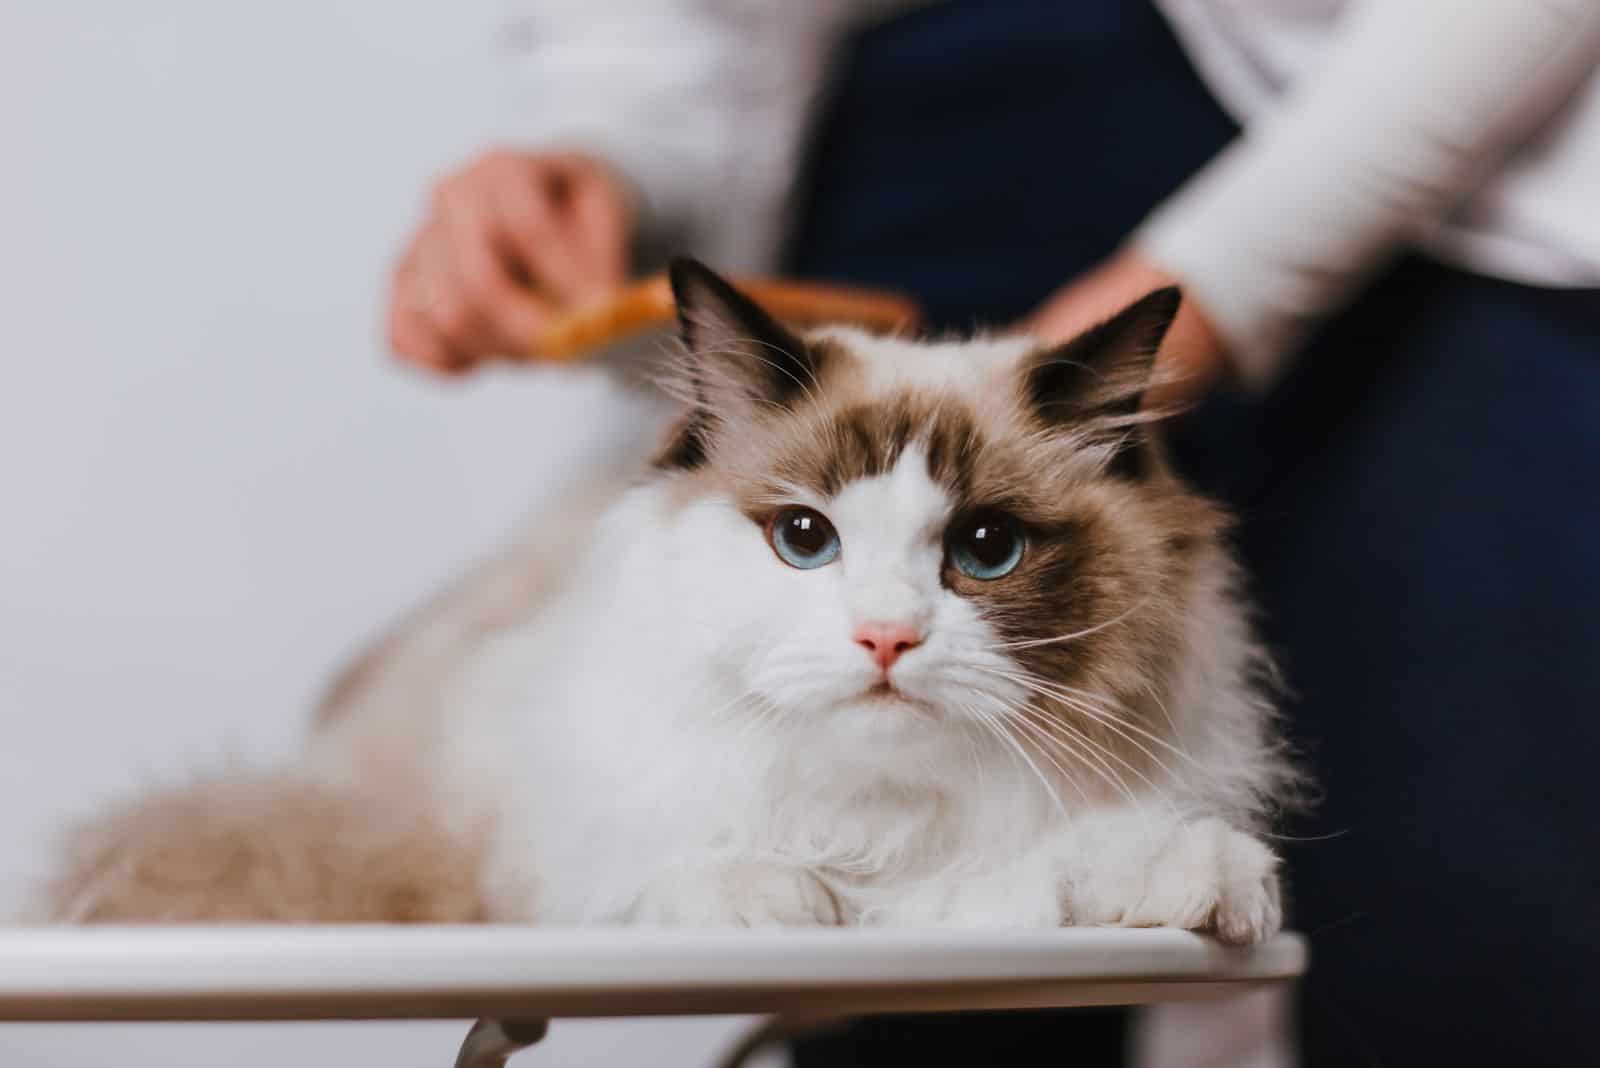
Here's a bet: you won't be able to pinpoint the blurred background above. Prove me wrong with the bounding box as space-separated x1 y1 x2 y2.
0 3 733 1064
3 1 1596 1065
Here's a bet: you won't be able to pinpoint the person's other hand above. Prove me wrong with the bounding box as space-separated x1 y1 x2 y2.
387 150 632 374
1022 250 1229 410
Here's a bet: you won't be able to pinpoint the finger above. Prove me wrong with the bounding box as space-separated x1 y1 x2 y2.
560 166 630 306
497 156 629 310
490 159 591 309
436 179 552 356
387 240 449 367
388 293 473 374
410 216 507 357
489 163 579 303
407 223 505 363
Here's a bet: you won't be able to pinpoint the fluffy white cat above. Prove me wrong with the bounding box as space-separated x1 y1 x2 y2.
46 261 1295 942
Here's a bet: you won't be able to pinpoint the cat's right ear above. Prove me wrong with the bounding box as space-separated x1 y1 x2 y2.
669 258 821 411
658 259 822 469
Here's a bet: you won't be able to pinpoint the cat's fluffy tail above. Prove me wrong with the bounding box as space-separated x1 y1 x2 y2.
39 771 485 924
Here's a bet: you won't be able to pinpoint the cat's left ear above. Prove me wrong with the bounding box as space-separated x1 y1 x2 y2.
1023 287 1182 430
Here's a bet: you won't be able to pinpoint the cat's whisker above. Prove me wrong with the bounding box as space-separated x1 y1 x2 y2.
962 704 1073 817
967 664 1188 787
1005 693 1164 797
984 704 1095 815
962 719 987 791
980 714 1078 818
1011 702 1164 812
704 685 761 720
699 683 793 749
987 704 1098 805
993 595 1154 651
725 691 773 730
1044 686 1207 778
1001 704 1131 810
978 663 1183 760
1024 684 1184 782
1012 708 1182 835
963 681 1177 837
1139 678 1181 738
1033 677 1138 715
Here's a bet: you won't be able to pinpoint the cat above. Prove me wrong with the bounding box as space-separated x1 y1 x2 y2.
42 260 1296 941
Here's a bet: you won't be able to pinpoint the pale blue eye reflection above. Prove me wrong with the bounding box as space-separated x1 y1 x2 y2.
769 506 842 569
947 510 1025 580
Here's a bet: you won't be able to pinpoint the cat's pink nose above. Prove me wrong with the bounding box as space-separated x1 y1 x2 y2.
854 622 924 671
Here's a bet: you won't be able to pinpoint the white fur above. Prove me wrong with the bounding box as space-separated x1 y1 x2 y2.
309 416 1283 936
812 325 1037 399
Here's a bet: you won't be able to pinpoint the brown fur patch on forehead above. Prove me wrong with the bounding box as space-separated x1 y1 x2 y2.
704 371 1153 536
781 393 986 501
686 337 1029 510
662 322 1205 529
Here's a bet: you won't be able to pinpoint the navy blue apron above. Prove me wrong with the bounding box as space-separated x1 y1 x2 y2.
785 2 1600 1064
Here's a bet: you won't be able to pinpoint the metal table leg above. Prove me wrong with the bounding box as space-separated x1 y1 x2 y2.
453 1017 549 1068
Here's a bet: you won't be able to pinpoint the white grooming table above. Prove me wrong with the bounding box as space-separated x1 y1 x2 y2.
0 926 1307 1066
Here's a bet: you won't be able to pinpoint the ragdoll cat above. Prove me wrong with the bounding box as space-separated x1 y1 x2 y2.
44 260 1295 942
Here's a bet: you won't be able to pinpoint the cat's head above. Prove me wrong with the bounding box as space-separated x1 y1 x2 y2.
649 259 1233 786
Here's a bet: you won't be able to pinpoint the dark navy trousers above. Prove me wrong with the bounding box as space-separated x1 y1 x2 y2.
784 2 1600 1064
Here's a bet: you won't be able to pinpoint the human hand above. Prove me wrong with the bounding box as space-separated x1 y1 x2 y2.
387 150 632 374
1022 250 1229 411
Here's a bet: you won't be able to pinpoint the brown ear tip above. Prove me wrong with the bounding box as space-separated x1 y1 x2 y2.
667 256 711 294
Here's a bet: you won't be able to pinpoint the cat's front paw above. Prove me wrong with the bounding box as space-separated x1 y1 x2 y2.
630 862 842 927
1072 818 1282 945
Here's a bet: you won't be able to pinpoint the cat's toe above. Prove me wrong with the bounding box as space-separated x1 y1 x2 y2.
1122 819 1282 945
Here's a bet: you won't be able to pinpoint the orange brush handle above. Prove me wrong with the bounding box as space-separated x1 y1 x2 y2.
528 274 921 362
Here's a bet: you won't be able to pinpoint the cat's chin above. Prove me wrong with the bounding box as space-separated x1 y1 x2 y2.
830 686 942 735
853 681 935 712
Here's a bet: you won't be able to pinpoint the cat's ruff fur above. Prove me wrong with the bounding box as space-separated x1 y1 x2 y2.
43 261 1296 942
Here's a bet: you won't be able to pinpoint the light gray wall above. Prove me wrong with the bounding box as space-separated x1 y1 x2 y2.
0 4 749 1064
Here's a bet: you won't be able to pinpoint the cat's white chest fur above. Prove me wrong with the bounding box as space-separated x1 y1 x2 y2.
437 483 1055 926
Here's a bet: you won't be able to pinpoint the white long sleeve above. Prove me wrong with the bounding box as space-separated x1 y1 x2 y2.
1138 0 1600 388
493 0 869 274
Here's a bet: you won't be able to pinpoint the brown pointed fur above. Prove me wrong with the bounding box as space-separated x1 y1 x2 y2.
43 773 486 923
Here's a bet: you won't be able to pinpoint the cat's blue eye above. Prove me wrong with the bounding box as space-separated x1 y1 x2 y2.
946 509 1025 580
768 506 841 569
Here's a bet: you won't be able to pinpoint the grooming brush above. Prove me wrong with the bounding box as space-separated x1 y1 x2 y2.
528 274 921 362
